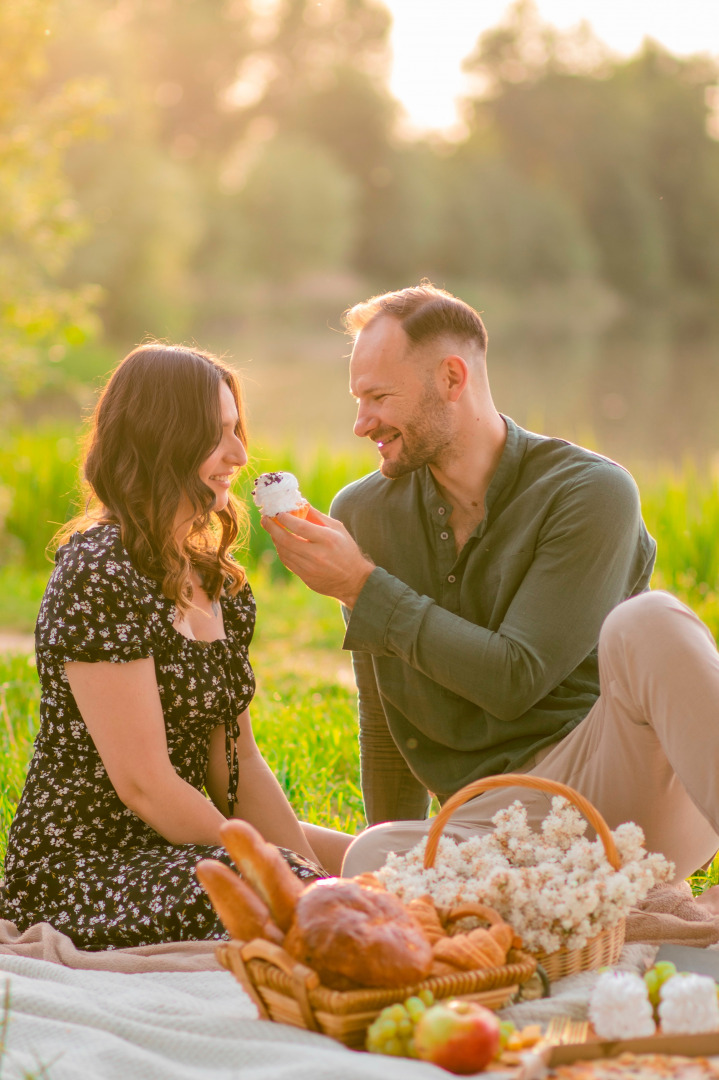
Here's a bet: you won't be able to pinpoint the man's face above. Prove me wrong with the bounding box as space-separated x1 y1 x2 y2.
349 317 454 478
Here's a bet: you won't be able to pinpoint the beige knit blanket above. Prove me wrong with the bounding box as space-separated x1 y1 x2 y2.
0 919 221 972
0 881 717 972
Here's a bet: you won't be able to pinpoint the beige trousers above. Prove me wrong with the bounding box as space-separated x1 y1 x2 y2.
342 592 719 882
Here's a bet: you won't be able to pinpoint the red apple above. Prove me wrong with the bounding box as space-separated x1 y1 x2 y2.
414 999 501 1074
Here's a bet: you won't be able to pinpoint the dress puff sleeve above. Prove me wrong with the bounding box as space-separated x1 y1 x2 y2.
35 525 159 664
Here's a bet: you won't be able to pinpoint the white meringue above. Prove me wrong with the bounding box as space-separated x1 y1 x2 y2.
659 973 719 1034
588 970 656 1040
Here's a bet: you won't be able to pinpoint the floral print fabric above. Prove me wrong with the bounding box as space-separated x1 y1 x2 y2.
0 524 326 949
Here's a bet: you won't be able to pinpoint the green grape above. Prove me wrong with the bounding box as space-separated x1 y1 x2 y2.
397 1017 413 1037
644 961 677 1008
498 1019 517 1052
377 1017 398 1039
366 1006 408 1055
383 1038 404 1056
644 968 661 1007
366 1017 392 1054
418 989 435 1007
406 1036 419 1058
405 996 426 1023
365 1025 383 1053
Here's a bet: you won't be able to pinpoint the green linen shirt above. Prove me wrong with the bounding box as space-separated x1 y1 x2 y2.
330 416 656 824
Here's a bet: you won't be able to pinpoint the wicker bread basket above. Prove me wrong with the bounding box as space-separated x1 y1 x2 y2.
217 936 537 1048
424 774 626 982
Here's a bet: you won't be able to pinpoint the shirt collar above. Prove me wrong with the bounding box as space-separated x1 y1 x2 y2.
418 413 526 527
483 414 526 516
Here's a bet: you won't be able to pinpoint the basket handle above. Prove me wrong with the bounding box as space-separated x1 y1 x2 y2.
240 939 322 1032
240 938 321 989
423 773 621 871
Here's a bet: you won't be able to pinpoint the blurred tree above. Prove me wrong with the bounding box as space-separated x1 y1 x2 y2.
351 141 446 282
430 152 598 287
230 132 359 281
45 0 253 342
216 0 400 285
462 0 719 311
614 43 719 312
0 0 105 408
42 0 397 339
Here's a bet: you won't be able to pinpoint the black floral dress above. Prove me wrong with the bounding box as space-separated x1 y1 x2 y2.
0 524 326 949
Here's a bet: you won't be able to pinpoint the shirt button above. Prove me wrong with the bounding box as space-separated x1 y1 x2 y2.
406 737 418 750
438 507 446 516
440 531 449 540
447 574 456 583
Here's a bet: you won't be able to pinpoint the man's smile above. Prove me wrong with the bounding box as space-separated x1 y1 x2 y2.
375 432 400 449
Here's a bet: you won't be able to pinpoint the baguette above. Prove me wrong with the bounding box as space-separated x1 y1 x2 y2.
195 858 284 945
220 819 304 932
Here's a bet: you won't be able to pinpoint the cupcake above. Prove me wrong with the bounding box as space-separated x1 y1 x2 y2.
253 472 309 518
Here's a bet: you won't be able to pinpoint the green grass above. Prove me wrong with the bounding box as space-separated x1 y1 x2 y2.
639 463 719 639
0 654 41 863
0 427 83 573
251 672 362 832
0 567 50 634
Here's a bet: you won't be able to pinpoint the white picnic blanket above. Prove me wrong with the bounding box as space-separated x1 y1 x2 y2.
0 955 455 1079
0 947 656 1080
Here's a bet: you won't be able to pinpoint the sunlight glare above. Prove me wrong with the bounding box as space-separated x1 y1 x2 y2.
384 0 719 133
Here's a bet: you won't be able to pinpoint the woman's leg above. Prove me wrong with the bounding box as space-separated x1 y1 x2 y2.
300 822 355 876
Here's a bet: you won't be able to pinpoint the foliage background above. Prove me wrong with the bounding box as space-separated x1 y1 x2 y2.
2 0 718 435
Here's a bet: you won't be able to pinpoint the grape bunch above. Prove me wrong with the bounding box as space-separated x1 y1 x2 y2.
365 990 435 1057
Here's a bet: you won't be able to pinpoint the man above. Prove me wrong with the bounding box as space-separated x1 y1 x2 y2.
262 283 719 880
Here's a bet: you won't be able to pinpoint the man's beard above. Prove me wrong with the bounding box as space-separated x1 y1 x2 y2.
380 383 454 479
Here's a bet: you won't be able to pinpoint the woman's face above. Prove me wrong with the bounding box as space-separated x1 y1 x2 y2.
198 381 247 512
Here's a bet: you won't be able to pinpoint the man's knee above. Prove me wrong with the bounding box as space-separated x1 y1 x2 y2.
600 591 688 652
599 590 716 680
341 820 429 876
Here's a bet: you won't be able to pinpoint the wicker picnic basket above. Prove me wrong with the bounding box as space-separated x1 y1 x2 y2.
217 935 537 1049
424 773 626 983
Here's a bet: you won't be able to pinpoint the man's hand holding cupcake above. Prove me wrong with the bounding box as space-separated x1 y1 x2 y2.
255 471 374 609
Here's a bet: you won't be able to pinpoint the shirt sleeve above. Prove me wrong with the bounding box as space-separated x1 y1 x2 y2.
36 533 156 664
344 462 652 723
352 647 431 825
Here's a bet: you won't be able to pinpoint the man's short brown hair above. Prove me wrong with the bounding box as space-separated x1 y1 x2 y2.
343 282 488 353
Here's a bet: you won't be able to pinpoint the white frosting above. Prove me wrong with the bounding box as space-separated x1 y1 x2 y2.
659 973 719 1034
252 471 306 516
588 971 656 1040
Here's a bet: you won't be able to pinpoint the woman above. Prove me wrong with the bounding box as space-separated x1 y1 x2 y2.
0 343 353 949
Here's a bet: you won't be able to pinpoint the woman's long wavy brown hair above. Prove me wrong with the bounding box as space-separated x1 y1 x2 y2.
58 343 248 611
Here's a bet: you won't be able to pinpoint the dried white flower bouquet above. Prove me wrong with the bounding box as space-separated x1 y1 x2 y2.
376 797 674 955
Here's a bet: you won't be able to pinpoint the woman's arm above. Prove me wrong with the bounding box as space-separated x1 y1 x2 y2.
66 657 228 846
205 711 320 863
